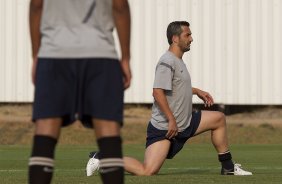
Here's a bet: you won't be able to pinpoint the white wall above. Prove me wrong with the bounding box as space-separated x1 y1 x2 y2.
1 0 282 104
0 0 33 102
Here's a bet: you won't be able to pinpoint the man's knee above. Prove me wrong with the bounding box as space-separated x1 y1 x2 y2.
216 111 226 126
35 118 62 139
143 168 159 176
92 119 121 138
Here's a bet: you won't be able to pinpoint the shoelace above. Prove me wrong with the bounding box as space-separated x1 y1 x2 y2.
235 163 244 170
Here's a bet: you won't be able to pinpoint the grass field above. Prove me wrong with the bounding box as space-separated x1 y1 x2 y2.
1 144 282 184
1 105 282 183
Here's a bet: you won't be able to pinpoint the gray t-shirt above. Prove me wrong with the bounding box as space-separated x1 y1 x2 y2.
38 0 118 59
150 51 193 131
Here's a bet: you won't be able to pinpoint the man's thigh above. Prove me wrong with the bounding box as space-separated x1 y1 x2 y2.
143 139 170 175
194 110 225 136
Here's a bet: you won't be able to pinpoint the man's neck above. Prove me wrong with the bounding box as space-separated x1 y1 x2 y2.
168 46 183 59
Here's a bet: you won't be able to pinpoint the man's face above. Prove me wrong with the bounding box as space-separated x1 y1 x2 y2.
177 26 193 52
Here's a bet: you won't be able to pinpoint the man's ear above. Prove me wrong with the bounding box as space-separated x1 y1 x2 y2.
172 35 179 44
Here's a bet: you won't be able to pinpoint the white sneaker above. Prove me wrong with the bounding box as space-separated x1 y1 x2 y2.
221 163 252 175
86 152 100 176
234 163 253 175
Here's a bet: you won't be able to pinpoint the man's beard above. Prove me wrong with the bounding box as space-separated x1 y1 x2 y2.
183 47 190 52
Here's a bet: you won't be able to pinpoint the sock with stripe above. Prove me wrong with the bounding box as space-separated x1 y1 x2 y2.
218 150 234 170
28 135 57 184
97 136 124 184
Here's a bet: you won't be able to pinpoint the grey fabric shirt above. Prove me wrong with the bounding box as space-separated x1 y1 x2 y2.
38 0 118 59
150 51 193 131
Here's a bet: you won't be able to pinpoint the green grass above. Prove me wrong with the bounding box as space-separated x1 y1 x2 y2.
1 144 282 184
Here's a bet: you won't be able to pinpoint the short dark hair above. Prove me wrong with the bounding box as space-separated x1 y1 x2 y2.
166 21 190 45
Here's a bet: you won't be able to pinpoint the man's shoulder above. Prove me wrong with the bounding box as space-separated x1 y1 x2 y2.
158 51 176 66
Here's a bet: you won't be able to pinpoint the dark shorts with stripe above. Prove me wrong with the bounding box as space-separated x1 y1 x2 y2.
146 110 202 159
32 58 124 128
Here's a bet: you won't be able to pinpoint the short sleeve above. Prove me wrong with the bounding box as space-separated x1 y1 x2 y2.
153 62 174 90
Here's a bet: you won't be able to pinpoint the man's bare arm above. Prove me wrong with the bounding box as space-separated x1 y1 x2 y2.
113 0 131 89
192 87 214 107
29 0 43 85
153 88 178 139
29 0 43 59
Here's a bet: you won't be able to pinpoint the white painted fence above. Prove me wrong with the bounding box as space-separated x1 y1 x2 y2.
1 0 281 104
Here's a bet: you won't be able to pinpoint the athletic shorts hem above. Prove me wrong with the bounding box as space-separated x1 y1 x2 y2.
32 114 71 124
32 113 123 128
81 114 123 128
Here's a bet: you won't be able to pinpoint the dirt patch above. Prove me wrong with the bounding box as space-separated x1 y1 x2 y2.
0 104 281 145
226 106 282 127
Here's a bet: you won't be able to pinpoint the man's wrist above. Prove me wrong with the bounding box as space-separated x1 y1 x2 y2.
167 115 175 122
193 87 199 95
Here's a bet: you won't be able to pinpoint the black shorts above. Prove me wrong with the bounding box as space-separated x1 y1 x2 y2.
32 58 124 128
146 110 201 159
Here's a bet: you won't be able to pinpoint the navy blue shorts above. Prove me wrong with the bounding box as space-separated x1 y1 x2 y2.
146 110 201 159
32 58 124 128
